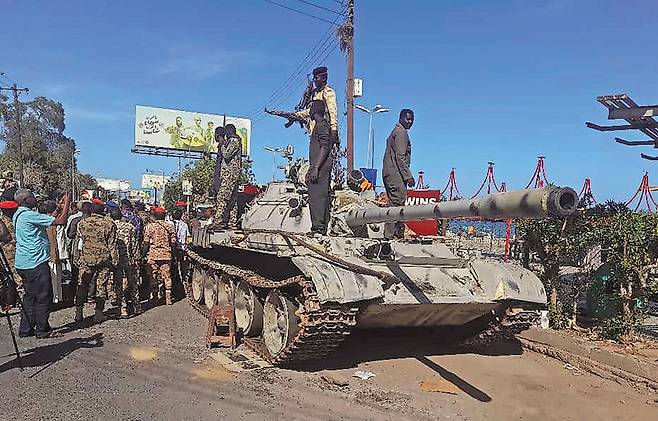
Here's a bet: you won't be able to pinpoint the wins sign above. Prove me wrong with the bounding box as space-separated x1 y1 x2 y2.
405 189 440 236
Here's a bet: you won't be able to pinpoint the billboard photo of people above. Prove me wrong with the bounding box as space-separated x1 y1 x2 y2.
135 105 251 155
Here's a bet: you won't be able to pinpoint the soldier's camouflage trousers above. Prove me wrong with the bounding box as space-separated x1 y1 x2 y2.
76 264 118 308
146 260 172 293
214 178 239 227
113 264 140 309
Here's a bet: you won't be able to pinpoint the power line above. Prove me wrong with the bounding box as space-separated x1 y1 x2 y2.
256 36 338 115
0 76 30 185
248 3 346 119
293 0 345 16
247 27 337 118
255 39 339 120
252 40 340 124
264 0 340 25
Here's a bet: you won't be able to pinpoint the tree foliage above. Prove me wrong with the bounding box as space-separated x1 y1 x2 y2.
0 94 96 195
517 201 658 339
162 156 256 211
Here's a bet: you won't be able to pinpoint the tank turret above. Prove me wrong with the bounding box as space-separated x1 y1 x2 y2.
345 186 577 228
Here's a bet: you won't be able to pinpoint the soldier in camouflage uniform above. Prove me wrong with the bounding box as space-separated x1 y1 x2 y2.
135 201 152 225
121 199 144 243
142 207 175 305
212 124 242 230
75 202 118 323
110 208 141 317
0 200 19 292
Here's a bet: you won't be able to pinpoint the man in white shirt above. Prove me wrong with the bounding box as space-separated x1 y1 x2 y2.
171 208 189 294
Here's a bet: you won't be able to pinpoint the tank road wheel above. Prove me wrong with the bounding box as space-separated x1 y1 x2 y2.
263 290 301 358
191 267 204 304
216 273 230 306
203 270 218 310
234 280 263 336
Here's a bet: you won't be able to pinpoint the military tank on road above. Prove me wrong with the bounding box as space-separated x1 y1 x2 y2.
187 168 577 366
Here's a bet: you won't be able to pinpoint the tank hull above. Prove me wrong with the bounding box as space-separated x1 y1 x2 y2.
190 227 546 331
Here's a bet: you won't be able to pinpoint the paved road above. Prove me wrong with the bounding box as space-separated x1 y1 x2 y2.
1 301 656 420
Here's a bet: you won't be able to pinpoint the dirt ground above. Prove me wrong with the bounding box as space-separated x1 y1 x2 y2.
1 301 656 421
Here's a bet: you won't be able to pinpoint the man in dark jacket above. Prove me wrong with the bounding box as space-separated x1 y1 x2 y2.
382 109 416 239
307 100 333 236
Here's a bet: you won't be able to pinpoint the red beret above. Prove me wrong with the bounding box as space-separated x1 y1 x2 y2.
152 206 166 214
92 198 104 205
175 200 187 207
0 201 18 209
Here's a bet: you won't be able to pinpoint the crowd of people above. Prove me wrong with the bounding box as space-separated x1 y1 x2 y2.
0 187 191 339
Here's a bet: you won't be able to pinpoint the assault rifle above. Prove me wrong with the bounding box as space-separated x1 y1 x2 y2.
295 77 315 112
264 108 309 130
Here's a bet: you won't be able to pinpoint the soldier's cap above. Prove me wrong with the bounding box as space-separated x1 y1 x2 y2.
0 200 18 209
152 206 166 214
92 198 104 205
312 66 327 76
175 200 187 207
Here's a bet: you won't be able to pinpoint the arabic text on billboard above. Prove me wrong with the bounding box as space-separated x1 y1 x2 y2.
96 178 131 192
135 105 251 156
141 174 170 189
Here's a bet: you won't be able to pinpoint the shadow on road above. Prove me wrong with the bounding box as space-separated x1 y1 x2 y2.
290 325 523 403
0 333 103 376
416 356 492 402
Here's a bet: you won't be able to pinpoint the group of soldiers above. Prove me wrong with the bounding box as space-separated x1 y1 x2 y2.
0 194 188 324
210 123 244 231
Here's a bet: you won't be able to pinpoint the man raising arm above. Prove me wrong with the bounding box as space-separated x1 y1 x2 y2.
13 188 70 338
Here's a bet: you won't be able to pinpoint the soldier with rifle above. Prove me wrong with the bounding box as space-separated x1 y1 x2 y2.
265 66 339 143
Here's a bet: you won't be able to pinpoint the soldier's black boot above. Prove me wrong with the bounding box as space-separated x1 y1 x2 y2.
94 299 107 323
74 306 84 322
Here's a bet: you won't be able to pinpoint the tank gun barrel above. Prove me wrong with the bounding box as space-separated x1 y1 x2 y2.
345 186 578 227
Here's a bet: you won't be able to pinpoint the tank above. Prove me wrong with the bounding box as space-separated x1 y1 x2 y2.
187 165 578 366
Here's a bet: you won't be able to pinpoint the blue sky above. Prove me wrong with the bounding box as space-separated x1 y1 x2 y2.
2 0 657 202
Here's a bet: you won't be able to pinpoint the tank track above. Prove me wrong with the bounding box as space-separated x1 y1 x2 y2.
457 310 541 349
186 249 358 366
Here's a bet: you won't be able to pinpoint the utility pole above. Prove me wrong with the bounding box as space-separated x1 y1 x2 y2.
346 0 355 173
0 80 29 185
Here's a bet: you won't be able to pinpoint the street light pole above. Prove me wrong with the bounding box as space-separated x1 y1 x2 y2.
264 146 285 181
355 104 389 169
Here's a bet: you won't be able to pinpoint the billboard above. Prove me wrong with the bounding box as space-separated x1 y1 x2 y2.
96 178 131 192
141 174 170 189
135 105 251 156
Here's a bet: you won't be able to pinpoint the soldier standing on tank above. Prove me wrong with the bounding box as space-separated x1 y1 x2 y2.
294 66 338 143
142 207 175 305
382 109 416 240
75 202 119 323
306 100 333 236
110 208 141 317
211 124 242 230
